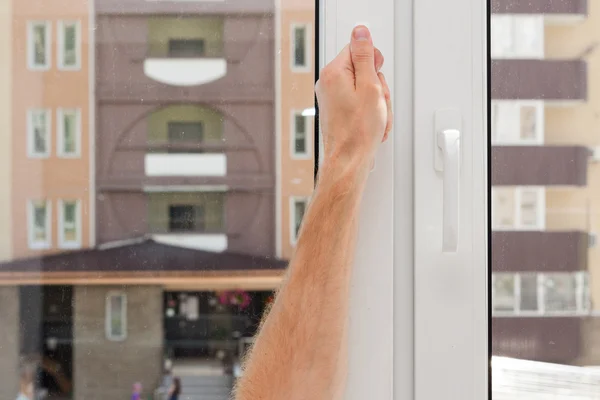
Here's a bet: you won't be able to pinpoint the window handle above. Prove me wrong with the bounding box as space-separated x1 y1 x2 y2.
435 127 461 252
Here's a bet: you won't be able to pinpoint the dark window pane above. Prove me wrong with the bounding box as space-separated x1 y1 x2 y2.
295 115 306 154
294 27 306 66
168 39 205 58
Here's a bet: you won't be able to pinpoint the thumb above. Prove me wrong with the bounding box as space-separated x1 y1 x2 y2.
350 26 377 86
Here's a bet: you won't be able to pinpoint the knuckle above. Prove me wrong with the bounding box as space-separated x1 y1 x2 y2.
352 51 373 64
364 82 382 97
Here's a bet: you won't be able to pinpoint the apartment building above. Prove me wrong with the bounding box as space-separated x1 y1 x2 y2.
277 0 316 259
0 0 318 395
12 0 93 259
490 0 598 365
0 0 94 396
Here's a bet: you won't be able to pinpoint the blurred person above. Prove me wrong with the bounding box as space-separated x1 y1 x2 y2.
235 25 392 400
38 355 72 397
167 377 181 400
16 364 35 400
131 382 143 400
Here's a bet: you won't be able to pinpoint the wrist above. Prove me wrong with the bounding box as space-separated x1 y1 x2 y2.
318 151 371 191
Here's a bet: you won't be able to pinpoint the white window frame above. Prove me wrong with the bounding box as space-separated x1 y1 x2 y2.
57 108 82 158
492 272 590 316
57 20 81 70
290 23 311 73
290 110 311 159
492 186 546 231
325 0 486 398
27 199 51 250
27 108 51 158
491 100 545 145
105 291 127 341
289 196 308 245
58 199 82 249
27 21 51 71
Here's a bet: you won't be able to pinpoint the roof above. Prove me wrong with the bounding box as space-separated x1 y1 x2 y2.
0 238 288 274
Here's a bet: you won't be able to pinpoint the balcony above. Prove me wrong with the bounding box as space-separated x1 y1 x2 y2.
492 0 587 15
96 15 274 102
492 317 582 363
491 60 587 101
492 146 589 186
145 153 227 177
144 57 227 87
492 231 588 272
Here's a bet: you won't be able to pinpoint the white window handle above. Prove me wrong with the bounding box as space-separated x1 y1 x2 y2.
436 128 461 252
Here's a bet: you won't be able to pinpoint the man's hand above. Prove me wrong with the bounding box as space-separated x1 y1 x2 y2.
234 26 390 400
316 25 392 172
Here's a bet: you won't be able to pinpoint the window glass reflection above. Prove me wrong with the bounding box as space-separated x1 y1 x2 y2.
1 0 315 398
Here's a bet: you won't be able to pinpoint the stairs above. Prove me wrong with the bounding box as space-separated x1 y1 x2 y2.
158 360 235 400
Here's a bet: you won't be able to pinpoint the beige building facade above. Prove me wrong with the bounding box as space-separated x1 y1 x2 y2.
277 0 316 259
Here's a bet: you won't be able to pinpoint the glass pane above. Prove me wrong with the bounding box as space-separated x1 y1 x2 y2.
63 24 77 66
33 24 46 65
519 189 539 228
492 3 594 396
33 202 47 241
7 0 316 398
492 187 515 229
294 26 306 66
519 274 538 312
295 114 306 153
32 111 48 154
493 274 515 312
294 199 306 238
519 106 536 140
544 274 577 313
110 295 124 337
63 112 77 154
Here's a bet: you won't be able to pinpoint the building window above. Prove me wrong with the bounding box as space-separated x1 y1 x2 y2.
28 200 51 249
28 21 50 70
59 200 81 249
291 24 310 71
27 109 51 158
58 21 80 70
543 273 578 313
169 205 205 232
168 122 204 152
492 274 516 313
168 39 205 58
57 108 81 157
290 198 308 243
491 101 544 145
518 273 539 312
292 112 309 158
492 272 589 316
491 187 544 230
106 292 127 341
491 15 544 59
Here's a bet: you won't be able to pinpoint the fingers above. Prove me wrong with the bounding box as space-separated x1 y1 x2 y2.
374 47 384 71
350 26 378 87
378 72 393 142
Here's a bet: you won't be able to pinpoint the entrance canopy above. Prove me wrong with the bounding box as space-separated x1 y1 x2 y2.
0 237 287 289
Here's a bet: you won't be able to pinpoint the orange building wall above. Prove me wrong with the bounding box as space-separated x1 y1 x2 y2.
279 1 315 259
12 4 92 258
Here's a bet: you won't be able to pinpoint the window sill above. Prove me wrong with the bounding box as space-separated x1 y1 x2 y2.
28 242 51 250
59 242 82 250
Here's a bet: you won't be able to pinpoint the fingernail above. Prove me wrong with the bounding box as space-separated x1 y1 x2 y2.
353 26 370 41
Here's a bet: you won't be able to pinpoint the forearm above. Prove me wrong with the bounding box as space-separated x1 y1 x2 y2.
235 158 369 400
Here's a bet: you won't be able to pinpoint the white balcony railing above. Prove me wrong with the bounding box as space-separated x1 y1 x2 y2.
145 153 227 177
144 58 227 86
